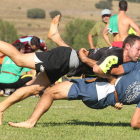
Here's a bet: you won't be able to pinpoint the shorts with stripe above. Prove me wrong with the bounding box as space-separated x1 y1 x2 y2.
35 47 72 84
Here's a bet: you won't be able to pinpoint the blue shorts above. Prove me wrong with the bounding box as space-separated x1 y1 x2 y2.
68 78 98 109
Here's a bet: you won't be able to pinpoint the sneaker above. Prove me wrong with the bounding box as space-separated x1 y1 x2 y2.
4 88 15 96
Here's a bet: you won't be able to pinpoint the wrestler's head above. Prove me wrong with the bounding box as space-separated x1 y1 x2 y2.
13 42 25 53
119 0 127 11
30 36 40 51
101 9 111 23
123 35 140 61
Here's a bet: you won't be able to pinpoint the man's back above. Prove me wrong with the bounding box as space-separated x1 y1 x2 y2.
114 12 139 42
103 0 140 48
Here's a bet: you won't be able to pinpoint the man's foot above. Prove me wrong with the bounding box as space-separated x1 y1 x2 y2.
8 121 34 128
47 15 70 47
47 15 60 40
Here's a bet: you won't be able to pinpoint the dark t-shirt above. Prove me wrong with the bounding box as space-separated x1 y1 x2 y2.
67 47 123 77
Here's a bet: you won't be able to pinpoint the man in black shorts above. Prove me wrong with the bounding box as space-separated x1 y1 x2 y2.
0 16 140 125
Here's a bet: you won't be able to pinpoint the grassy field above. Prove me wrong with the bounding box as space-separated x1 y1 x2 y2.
0 97 139 140
0 1 140 139
0 0 140 42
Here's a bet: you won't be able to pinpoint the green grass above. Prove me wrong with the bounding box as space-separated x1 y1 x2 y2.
0 97 139 140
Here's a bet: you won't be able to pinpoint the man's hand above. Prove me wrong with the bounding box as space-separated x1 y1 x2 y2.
108 76 117 85
78 48 88 63
114 103 123 110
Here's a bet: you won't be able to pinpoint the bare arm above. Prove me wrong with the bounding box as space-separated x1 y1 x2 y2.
102 22 112 46
78 48 97 67
93 64 113 78
0 52 5 57
129 18 140 36
88 33 96 49
110 65 124 75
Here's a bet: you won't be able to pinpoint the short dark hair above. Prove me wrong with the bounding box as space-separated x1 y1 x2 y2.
31 37 40 48
119 0 127 11
13 42 24 51
123 35 140 48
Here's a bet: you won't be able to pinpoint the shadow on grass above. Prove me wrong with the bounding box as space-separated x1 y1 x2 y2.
37 120 130 127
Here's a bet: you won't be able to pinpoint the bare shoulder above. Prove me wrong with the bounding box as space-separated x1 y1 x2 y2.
124 15 135 22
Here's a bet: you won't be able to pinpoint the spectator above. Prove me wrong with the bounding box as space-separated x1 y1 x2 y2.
88 9 113 49
103 0 140 48
12 36 48 53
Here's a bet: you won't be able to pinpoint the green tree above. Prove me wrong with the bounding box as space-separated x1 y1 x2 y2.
62 19 96 50
27 8 45 19
49 10 62 19
46 19 96 50
0 19 19 43
95 0 112 9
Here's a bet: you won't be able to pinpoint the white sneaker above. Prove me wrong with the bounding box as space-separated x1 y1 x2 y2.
4 88 15 96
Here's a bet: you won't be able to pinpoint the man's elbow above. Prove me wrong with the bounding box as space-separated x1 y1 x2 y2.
131 120 140 129
88 33 92 39
93 65 102 75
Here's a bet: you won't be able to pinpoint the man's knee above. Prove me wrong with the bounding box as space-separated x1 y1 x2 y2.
131 120 139 129
29 84 46 95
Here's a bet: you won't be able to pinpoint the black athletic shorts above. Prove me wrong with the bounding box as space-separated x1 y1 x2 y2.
35 47 72 84
0 76 32 90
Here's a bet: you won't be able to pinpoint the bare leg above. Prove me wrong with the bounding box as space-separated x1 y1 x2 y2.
0 72 51 125
0 41 35 69
8 81 73 128
47 15 71 48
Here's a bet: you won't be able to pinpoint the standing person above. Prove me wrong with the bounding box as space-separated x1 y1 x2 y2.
88 9 113 49
12 36 48 53
103 0 140 48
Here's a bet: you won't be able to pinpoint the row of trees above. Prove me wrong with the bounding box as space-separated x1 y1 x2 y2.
27 8 62 19
95 0 113 9
27 0 140 19
95 0 140 10
115 0 140 2
0 17 95 50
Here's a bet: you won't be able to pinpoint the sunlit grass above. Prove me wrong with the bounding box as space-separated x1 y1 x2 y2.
0 97 139 140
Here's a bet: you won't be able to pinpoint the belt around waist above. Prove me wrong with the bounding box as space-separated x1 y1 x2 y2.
1 71 17 76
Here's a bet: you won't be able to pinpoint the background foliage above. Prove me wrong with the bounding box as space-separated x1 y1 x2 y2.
114 0 140 2
47 18 96 50
0 19 19 43
95 0 113 9
49 10 62 19
27 8 45 19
